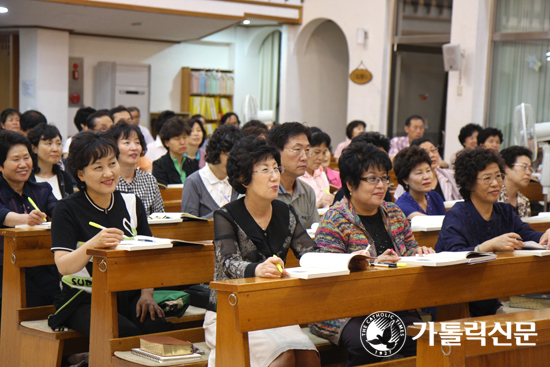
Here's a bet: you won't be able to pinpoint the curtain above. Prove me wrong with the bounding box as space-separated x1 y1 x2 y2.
258 31 281 116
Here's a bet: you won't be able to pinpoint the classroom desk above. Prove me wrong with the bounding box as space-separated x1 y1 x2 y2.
87 244 215 367
210 253 550 367
150 219 214 242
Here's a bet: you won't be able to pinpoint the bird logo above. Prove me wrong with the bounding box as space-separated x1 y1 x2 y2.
360 311 407 357
368 320 396 350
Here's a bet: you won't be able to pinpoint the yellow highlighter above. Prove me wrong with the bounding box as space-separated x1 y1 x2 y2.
273 255 283 273
323 188 331 194
89 221 107 231
28 197 47 221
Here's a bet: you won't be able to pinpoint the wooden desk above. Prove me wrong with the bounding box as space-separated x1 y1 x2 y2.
87 244 215 367
520 180 545 202
159 186 183 212
150 220 214 242
210 254 550 367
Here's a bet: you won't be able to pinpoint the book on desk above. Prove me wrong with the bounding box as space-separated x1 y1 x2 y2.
115 236 206 251
397 251 497 267
285 252 373 279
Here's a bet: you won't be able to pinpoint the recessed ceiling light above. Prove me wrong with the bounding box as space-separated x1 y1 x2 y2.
0 7 8 14
242 20 251 25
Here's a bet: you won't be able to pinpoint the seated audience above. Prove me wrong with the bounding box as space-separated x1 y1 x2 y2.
1 108 21 132
128 106 154 145
219 112 240 128
28 124 74 200
85 110 114 132
152 117 198 185
311 142 433 366
478 127 503 152
20 110 47 136
322 145 341 188
64 107 96 157
181 125 242 217
394 138 461 202
435 147 550 316
394 146 446 219
49 131 173 336
0 130 59 307
499 146 533 218
146 110 176 162
242 120 269 139
185 117 207 169
191 114 209 149
300 131 334 208
204 137 320 367
267 122 320 229
450 123 483 164
333 120 366 159
109 121 164 216
109 105 133 124
389 115 425 158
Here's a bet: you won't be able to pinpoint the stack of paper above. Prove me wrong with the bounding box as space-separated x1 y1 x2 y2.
410 216 445 231
398 251 496 267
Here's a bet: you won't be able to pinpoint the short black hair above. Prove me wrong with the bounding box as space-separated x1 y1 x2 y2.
109 105 132 123
346 120 366 139
405 115 424 127
267 122 312 151
159 117 191 150
226 137 281 194
1 108 20 125
20 110 47 132
187 117 207 147
27 124 63 174
351 132 391 153
477 127 503 145
0 130 32 167
74 107 96 132
339 142 392 200
219 112 240 127
410 137 435 148
458 123 483 146
310 131 331 148
500 146 533 168
454 147 505 200
206 124 244 165
86 110 111 130
108 120 147 157
242 120 268 131
67 131 119 191
154 110 177 135
393 146 432 190
127 106 140 115
191 114 204 120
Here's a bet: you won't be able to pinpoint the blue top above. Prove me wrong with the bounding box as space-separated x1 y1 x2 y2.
435 200 542 253
395 191 446 218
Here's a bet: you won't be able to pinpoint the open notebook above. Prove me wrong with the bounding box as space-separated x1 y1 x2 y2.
397 251 496 267
115 236 205 251
285 252 372 279
512 241 550 256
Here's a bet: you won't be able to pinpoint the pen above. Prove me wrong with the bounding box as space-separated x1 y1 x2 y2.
371 262 407 268
323 188 331 194
365 244 371 255
222 192 230 203
89 222 131 239
28 197 47 221
273 255 283 273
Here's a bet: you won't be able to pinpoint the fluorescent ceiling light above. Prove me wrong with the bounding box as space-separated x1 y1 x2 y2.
242 20 251 25
0 7 8 13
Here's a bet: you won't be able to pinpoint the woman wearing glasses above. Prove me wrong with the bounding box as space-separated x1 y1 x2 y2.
498 146 533 218
311 142 432 366
435 147 550 316
393 137 461 202
204 137 320 367
393 146 446 219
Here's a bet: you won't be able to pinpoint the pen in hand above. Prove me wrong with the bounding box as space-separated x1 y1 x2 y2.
28 197 47 221
272 254 284 273
89 221 131 239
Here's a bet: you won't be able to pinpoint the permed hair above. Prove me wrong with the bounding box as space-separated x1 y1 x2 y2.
458 123 483 147
67 131 119 191
500 145 533 168
267 122 311 151
393 146 432 190
159 117 191 150
345 120 366 139
27 124 63 174
339 142 392 200
477 127 503 146
453 147 505 200
351 132 391 153
0 130 32 167
206 124 244 165
108 120 147 157
226 137 281 194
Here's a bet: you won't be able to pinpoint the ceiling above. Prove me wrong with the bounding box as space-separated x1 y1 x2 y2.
0 0 249 42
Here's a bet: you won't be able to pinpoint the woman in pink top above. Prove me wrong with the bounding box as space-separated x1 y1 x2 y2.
333 120 366 160
300 131 334 208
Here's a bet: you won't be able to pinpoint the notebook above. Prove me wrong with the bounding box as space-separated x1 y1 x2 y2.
285 252 372 279
398 251 496 267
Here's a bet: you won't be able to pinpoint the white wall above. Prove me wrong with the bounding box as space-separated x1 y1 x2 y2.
19 28 69 135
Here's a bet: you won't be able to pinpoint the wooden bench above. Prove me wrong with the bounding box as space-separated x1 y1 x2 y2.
409 308 550 366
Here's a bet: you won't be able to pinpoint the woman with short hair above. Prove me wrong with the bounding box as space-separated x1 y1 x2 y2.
499 146 533 218
301 131 334 208
333 120 366 160
0 108 21 132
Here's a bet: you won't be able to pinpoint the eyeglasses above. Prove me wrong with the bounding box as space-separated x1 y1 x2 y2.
359 176 391 185
285 148 313 157
424 146 439 154
477 173 505 185
512 163 534 174
253 166 285 176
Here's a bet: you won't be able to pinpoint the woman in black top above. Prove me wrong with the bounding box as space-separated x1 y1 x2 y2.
49 131 172 336
204 137 320 367
28 124 74 199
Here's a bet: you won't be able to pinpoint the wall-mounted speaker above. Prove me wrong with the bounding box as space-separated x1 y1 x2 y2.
442 43 462 71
